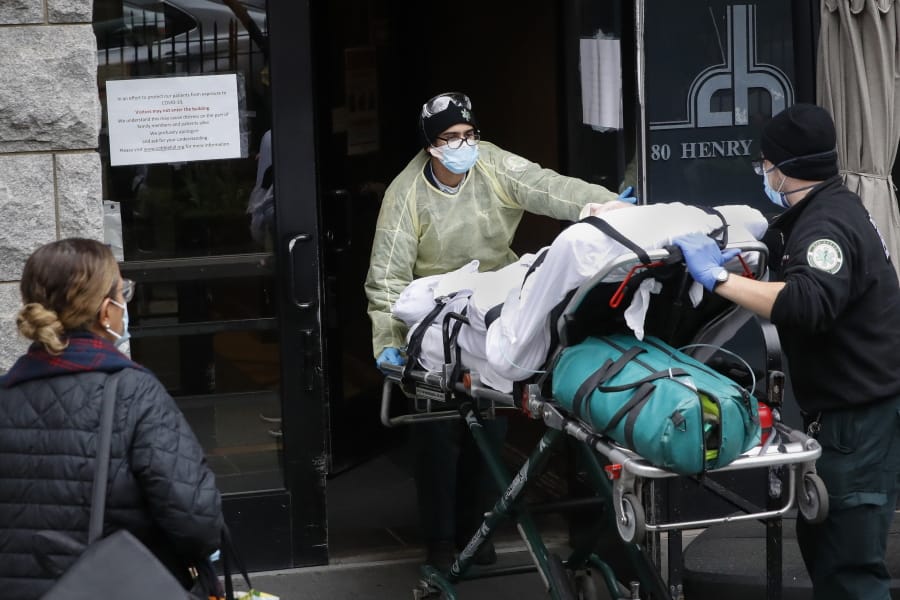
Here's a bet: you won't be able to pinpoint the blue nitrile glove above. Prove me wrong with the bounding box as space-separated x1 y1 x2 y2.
617 186 638 204
672 233 740 292
376 347 405 372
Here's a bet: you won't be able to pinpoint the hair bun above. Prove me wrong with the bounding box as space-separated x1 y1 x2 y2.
17 303 66 353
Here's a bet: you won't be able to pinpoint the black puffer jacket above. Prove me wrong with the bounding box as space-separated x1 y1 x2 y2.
0 367 224 599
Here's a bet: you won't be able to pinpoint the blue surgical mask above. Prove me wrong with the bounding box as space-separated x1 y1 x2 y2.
763 172 790 209
106 299 131 349
437 143 479 174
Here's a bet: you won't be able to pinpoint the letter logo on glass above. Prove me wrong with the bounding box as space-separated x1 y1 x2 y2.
649 4 794 131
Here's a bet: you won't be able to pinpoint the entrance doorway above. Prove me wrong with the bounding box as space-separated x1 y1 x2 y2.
311 0 625 559
93 0 325 569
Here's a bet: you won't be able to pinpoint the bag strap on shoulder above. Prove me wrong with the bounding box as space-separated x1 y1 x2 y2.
88 371 122 544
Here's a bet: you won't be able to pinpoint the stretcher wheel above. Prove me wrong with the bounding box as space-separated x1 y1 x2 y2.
616 493 645 544
798 472 829 524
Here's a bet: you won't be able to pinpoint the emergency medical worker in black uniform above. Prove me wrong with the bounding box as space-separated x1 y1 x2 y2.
674 103 900 600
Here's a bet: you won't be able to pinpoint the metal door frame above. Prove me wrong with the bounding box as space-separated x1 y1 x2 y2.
267 0 328 568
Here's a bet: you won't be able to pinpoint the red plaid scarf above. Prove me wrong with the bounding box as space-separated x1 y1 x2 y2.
1 331 148 388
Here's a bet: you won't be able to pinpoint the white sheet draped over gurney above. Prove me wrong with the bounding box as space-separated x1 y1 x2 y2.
393 202 768 393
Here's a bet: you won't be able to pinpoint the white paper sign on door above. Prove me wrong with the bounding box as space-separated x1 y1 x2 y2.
106 74 242 166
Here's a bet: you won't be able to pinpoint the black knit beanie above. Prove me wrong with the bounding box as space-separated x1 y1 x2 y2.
760 103 838 180
419 94 478 148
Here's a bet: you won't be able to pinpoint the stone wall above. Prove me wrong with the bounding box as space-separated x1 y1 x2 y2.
0 0 101 371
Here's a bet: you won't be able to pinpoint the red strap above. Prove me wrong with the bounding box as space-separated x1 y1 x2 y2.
609 261 666 308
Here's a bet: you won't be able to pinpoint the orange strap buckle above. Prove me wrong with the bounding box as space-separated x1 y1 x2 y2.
609 261 666 308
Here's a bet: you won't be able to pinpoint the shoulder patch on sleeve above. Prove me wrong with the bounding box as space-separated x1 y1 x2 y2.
806 239 843 274
502 154 530 173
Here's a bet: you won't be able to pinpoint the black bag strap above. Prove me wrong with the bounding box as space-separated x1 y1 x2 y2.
621 383 656 449
571 346 643 419
596 368 688 393
221 524 253 600
582 216 652 265
598 346 644 383
571 359 613 420
604 381 655 433
88 372 122 544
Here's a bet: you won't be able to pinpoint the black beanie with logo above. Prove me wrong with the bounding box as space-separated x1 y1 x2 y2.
420 101 478 148
760 103 839 180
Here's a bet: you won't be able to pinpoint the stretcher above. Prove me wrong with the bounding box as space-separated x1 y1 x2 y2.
380 239 827 600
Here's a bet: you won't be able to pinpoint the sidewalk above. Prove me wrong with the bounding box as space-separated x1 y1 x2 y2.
237 443 579 599
238 545 570 600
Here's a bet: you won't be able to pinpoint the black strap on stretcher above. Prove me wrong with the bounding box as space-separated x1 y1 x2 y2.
581 216 653 265
483 303 503 331
571 346 689 451
402 292 471 402
441 309 469 401
491 210 728 345
583 206 729 259
402 292 458 383
483 247 551 330
697 205 729 249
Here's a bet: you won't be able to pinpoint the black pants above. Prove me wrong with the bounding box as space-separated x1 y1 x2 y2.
796 396 900 600
410 416 508 547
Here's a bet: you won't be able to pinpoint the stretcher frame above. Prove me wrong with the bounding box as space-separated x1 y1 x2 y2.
380 240 826 600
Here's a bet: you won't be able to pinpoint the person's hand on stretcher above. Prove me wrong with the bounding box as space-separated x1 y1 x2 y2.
578 186 639 220
672 233 741 292
376 347 406 373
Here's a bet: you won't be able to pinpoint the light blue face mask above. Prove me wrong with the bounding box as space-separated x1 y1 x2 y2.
438 143 479 174
763 171 790 209
106 299 131 348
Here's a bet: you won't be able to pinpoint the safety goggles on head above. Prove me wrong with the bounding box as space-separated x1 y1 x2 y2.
421 92 472 119
751 149 837 176
436 129 481 149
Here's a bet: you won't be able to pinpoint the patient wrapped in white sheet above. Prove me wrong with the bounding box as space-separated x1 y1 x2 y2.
392 202 768 392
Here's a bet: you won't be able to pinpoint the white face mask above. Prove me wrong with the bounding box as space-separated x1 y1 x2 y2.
105 299 131 349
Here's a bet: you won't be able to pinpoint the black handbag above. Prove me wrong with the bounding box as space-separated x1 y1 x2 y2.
40 372 189 600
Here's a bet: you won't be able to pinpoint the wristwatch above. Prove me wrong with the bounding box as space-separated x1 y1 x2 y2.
714 268 730 288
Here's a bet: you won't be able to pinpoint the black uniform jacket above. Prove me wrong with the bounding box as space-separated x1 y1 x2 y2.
768 176 900 413
0 368 224 599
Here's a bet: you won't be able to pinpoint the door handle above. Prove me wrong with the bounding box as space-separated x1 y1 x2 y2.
288 233 316 309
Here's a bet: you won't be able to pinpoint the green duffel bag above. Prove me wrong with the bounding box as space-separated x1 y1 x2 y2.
552 334 760 475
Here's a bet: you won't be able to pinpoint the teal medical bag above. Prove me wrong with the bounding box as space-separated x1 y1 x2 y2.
552 334 760 475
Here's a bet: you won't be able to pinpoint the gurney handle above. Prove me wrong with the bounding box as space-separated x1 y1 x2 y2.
380 378 459 428
380 362 403 376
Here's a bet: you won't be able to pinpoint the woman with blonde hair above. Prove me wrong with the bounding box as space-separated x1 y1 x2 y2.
0 238 224 599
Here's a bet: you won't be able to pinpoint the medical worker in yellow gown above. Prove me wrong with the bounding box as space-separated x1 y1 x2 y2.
365 91 628 569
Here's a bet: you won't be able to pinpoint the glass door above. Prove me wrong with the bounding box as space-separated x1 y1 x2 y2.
94 0 325 569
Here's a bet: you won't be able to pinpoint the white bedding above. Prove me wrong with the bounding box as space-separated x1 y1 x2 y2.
393 202 768 392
